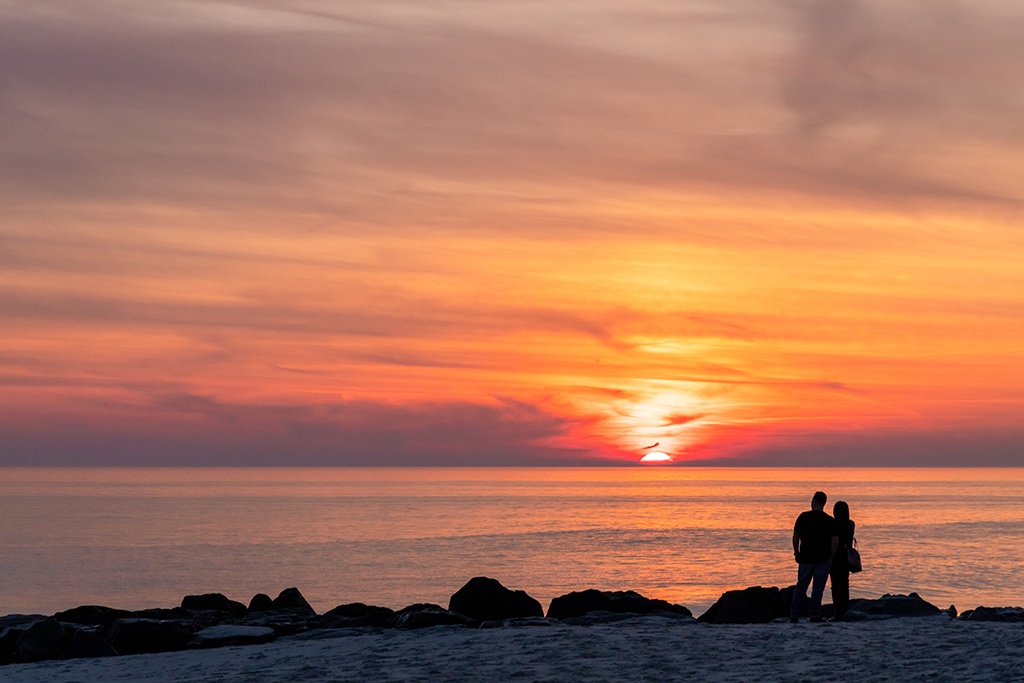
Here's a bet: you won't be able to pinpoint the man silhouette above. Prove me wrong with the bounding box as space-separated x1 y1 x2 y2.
790 491 838 623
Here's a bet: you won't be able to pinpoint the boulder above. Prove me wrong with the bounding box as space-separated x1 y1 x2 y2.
449 577 544 622
248 593 274 612
105 618 194 655
0 614 45 630
547 590 692 620
53 605 132 628
182 593 248 619
699 586 789 624
61 629 119 659
959 606 1024 622
393 603 477 630
187 609 239 629
240 610 314 636
14 617 72 663
1 626 25 664
190 625 277 649
271 588 316 615
314 603 397 629
840 593 942 621
131 607 194 621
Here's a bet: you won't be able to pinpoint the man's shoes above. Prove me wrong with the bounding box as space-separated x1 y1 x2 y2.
809 616 824 623
789 616 799 623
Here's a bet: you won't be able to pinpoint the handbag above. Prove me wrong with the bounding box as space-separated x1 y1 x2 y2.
847 538 863 573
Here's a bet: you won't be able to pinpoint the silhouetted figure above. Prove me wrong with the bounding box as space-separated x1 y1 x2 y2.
830 500 856 619
790 491 838 623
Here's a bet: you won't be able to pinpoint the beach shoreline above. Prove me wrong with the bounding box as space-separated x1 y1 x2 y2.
5 617 1024 683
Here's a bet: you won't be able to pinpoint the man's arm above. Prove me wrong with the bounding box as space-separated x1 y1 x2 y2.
793 531 800 560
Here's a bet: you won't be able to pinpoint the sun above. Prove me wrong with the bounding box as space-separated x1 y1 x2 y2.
639 452 673 464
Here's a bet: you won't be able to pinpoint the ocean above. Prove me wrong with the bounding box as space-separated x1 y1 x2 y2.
2 467 1022 617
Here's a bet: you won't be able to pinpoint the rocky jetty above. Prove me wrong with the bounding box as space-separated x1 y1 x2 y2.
546 589 692 621
3 578 1009 668
697 586 949 623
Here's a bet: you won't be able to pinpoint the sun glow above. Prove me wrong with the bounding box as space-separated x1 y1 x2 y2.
640 452 673 463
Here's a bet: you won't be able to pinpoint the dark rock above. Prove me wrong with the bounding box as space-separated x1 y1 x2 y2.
248 593 274 612
393 603 477 630
959 606 1024 622
449 577 544 622
186 609 239 629
53 605 133 628
0 614 45 630
840 593 943 621
14 617 72 663
105 618 194 655
271 588 316 616
1 616 45 664
547 589 692 620
60 629 119 659
240 610 313 636
182 593 248 619
131 607 193 621
189 625 277 649
314 603 397 629
699 586 789 624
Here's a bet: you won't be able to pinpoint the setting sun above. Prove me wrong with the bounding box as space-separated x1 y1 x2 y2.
640 452 674 464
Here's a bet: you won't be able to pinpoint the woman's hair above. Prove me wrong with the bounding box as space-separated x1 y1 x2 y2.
833 500 851 523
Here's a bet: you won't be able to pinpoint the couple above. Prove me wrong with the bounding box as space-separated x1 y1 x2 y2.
790 491 856 622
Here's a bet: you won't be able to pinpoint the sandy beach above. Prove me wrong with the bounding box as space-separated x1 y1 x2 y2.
5 616 1023 683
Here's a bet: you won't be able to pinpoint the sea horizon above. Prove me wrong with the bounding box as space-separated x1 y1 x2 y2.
4 466 1023 618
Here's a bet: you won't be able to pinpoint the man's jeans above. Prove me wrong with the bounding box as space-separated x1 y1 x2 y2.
791 560 832 618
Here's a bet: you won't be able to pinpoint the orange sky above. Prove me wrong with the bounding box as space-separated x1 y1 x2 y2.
2 1 1023 465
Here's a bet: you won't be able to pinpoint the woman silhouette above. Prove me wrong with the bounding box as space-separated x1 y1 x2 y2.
830 500 856 619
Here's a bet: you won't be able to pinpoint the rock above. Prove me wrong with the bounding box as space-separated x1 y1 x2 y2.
1 626 30 664
190 625 277 649
699 586 789 624
314 603 397 629
60 629 119 659
14 617 72 663
240 610 314 636
0 614 45 630
959 606 1024 622
271 588 316 615
105 618 194 655
53 605 133 628
393 603 477 630
187 609 239 629
448 577 544 622
840 593 943 621
182 593 248 619
131 607 194 621
248 593 274 612
547 590 692 620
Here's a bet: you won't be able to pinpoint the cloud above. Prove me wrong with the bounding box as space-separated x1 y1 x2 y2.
5 1 1020 220
682 424 1024 467
0 392 595 466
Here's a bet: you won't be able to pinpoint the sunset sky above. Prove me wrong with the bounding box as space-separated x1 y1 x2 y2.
2 0 1023 466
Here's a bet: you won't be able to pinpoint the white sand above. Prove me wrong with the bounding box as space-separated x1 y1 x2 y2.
4 616 1023 682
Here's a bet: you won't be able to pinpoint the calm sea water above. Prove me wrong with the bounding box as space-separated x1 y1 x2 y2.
1 467 1022 617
